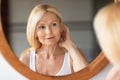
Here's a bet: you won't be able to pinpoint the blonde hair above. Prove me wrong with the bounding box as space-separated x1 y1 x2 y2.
94 2 120 66
26 4 62 50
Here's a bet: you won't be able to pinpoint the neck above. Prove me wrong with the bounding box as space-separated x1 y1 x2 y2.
39 44 61 59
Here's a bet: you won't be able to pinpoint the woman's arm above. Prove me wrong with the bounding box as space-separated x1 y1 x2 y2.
60 26 88 72
65 41 88 72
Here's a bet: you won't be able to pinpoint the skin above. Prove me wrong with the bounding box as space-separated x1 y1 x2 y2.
20 12 88 76
105 66 120 80
114 0 120 3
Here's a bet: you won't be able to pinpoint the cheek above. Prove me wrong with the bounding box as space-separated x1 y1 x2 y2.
54 30 61 40
36 31 44 41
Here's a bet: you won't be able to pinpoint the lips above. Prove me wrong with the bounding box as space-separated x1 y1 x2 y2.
47 37 54 39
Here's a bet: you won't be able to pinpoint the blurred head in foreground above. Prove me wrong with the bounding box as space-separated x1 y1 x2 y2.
94 2 120 67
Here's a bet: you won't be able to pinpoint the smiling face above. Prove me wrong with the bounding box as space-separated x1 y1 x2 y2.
35 12 62 46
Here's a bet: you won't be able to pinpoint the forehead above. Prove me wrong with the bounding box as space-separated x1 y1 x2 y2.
38 12 59 23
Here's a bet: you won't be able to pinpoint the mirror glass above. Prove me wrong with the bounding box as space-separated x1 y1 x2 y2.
1 0 113 77
5 0 113 63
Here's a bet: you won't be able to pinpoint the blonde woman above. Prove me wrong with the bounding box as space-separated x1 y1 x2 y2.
94 2 120 80
20 4 88 76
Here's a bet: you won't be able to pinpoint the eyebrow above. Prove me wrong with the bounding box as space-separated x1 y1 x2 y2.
38 19 59 25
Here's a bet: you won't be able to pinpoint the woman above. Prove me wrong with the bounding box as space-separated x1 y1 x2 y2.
20 3 88 76
93 2 120 80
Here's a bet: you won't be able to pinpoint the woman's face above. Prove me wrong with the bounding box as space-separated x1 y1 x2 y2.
35 12 62 46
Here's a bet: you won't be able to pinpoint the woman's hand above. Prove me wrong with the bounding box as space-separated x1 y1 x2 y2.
59 26 73 49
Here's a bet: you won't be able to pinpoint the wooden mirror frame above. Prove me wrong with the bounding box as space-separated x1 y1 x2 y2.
0 0 119 80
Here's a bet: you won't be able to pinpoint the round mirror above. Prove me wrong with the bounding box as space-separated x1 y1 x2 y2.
1 0 119 80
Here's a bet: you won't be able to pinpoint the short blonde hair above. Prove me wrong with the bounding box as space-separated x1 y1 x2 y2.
26 4 62 50
94 2 120 66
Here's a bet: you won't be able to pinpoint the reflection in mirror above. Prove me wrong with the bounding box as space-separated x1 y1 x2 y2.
3 0 112 76
0 0 110 78
8 0 98 63
7 0 113 63
19 3 88 76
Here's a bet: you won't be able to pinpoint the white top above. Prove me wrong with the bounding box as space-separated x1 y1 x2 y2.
29 50 72 76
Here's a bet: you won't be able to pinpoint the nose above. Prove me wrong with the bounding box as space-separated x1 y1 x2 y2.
46 27 52 34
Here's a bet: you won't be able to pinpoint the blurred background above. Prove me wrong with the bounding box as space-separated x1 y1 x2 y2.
2 0 113 62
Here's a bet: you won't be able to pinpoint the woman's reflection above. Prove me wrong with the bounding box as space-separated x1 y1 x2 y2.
19 3 88 76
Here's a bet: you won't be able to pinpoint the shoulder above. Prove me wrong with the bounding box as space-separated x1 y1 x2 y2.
19 48 32 67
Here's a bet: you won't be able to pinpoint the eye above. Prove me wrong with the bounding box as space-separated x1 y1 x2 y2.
52 22 57 27
38 25 45 30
